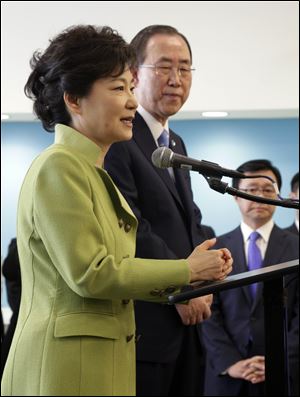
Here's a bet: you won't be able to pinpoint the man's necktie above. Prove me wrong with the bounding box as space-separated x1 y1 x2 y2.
247 231 262 299
158 129 169 147
157 129 176 181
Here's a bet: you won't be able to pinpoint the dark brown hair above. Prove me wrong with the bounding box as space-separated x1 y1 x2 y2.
232 159 282 190
24 25 135 132
130 25 192 67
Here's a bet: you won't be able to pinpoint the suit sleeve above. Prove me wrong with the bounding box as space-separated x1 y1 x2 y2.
201 292 244 375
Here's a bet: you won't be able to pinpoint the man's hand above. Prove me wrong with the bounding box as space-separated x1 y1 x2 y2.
242 356 265 384
175 294 213 325
227 356 265 383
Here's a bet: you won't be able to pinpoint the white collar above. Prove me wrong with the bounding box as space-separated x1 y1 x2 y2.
240 218 274 243
137 105 169 142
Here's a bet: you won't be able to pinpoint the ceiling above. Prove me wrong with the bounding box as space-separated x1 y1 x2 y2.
1 1 299 120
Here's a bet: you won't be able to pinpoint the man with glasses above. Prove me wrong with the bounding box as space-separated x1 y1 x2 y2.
201 159 299 396
105 25 215 396
284 172 299 235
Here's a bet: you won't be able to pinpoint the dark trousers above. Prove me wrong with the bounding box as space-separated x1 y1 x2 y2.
1 311 18 378
136 326 204 396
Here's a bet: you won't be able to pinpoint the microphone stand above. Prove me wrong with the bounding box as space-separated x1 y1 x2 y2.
204 177 299 209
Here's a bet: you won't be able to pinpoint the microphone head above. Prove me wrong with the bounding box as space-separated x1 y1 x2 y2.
151 147 173 168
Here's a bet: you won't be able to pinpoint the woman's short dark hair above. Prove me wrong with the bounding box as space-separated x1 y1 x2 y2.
130 25 192 67
232 159 282 190
24 25 135 132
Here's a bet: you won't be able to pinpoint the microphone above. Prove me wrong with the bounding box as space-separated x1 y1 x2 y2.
151 147 245 178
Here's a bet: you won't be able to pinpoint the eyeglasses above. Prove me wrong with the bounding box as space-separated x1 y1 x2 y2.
239 187 277 198
139 64 195 78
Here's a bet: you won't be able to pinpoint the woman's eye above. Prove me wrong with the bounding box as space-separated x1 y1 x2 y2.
114 86 124 91
130 87 135 93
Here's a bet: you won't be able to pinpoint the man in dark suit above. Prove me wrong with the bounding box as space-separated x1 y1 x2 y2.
201 160 299 396
105 25 216 396
1 238 21 377
284 172 299 235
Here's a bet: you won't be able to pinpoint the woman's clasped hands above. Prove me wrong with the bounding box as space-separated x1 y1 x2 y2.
187 238 233 283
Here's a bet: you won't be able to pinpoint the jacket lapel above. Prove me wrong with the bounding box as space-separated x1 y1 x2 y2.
133 113 185 210
252 225 287 310
170 132 196 221
230 227 253 305
96 167 137 226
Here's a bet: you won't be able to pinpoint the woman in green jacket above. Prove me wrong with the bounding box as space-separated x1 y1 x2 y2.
1 25 232 396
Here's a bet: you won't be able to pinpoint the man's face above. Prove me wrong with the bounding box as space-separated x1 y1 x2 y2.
235 170 278 228
134 34 193 124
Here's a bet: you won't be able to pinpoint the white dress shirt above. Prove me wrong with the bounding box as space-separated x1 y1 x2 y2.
137 105 175 180
240 218 274 263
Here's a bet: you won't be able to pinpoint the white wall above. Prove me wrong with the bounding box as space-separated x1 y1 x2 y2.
1 1 299 119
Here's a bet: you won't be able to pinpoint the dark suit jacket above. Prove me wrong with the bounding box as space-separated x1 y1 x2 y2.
201 225 215 240
105 112 211 362
2 238 21 313
284 223 299 235
1 238 21 377
201 225 299 396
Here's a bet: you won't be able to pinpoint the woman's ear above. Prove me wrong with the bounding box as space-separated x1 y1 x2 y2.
131 67 139 86
63 92 81 114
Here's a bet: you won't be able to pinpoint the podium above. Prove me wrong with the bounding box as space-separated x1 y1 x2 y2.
168 259 299 396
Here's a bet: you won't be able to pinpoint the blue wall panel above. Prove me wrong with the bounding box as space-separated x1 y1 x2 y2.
169 118 299 235
1 118 298 260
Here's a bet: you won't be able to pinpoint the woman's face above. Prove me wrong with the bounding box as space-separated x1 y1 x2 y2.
69 68 138 148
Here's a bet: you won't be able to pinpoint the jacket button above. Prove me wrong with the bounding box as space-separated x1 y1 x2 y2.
124 223 132 232
122 299 130 305
150 289 161 296
135 334 142 343
126 334 134 342
124 223 131 233
118 219 124 228
164 286 176 294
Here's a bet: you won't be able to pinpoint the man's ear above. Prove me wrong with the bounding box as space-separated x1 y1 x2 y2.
63 92 81 114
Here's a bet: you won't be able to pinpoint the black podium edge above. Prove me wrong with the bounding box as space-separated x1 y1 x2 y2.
168 259 299 304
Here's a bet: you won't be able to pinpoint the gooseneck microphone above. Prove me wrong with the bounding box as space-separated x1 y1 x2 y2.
151 147 299 209
151 147 245 178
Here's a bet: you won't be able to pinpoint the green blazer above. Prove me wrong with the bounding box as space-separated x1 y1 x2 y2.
1 124 189 396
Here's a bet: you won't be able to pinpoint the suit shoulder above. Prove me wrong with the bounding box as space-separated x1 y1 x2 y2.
283 224 298 236
106 139 137 165
37 146 88 173
283 230 299 247
214 227 241 248
201 225 216 239
274 225 299 241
